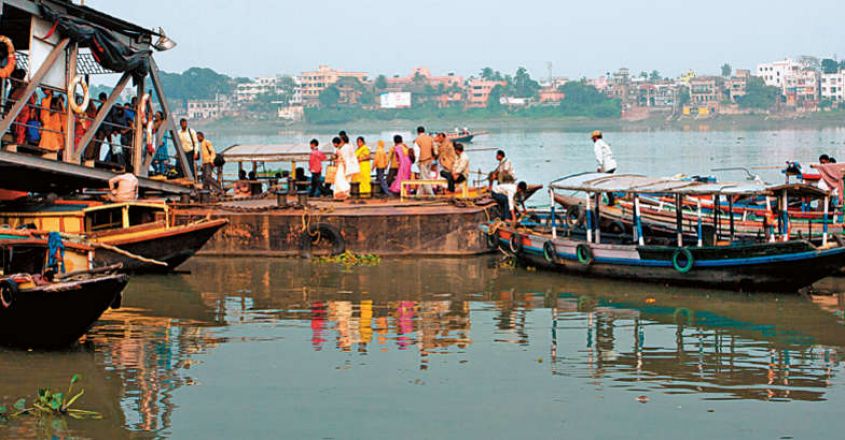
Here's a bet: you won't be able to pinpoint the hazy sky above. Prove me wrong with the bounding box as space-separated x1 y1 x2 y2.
89 0 844 79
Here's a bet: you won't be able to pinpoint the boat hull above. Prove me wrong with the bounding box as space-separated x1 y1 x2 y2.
488 226 845 292
94 219 228 272
0 274 128 348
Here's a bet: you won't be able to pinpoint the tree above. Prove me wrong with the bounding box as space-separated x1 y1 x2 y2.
487 85 505 111
318 86 340 108
721 63 732 77
158 67 238 100
556 81 621 117
649 70 661 81
639 71 648 80
511 67 541 99
736 77 780 110
375 74 388 90
822 59 839 74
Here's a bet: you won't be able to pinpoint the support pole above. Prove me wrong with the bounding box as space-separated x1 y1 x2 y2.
132 76 145 174
714 194 721 244
782 190 790 242
550 188 557 240
149 59 194 182
696 198 703 247
0 38 70 135
675 193 683 247
823 195 829 247
594 193 601 244
634 194 644 246
585 192 592 244
73 72 131 161
728 197 735 243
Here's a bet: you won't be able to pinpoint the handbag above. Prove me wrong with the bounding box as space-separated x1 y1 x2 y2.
325 164 337 184
213 155 225 167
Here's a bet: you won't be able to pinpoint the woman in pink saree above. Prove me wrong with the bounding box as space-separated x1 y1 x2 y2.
389 134 412 195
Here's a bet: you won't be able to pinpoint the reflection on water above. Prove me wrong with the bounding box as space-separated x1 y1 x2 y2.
1 256 845 439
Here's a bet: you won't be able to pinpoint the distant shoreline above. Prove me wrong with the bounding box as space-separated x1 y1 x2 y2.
195 112 845 135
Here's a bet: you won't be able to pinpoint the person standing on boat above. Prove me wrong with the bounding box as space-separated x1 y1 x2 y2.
415 126 434 178
333 135 360 200
308 139 326 197
355 136 372 196
197 131 219 191
178 118 199 180
373 140 391 196
388 135 412 195
592 130 617 204
435 132 456 175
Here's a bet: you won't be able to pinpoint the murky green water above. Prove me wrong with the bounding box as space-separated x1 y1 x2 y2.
3 127 845 438
2 256 844 439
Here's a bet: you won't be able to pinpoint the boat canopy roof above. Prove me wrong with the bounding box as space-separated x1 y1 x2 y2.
549 172 829 197
220 144 335 163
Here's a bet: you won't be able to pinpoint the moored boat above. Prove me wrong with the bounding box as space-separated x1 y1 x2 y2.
484 172 845 292
0 240 128 348
0 200 227 272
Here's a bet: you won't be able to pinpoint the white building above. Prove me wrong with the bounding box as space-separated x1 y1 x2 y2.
821 72 845 102
379 92 412 109
278 104 304 121
187 94 233 120
756 59 803 89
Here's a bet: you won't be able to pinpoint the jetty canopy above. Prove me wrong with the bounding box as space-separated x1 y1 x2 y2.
221 144 335 163
549 172 828 197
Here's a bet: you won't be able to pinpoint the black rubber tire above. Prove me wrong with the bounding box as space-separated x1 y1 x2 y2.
607 220 626 235
509 233 524 255
486 231 499 249
1 279 19 309
566 205 585 228
576 244 593 265
543 241 557 263
300 222 346 258
672 247 695 273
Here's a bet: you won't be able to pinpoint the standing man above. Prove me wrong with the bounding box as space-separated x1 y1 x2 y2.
197 131 219 191
442 143 469 193
488 149 515 189
435 132 456 175
592 130 617 204
308 139 326 197
414 126 434 180
178 118 199 180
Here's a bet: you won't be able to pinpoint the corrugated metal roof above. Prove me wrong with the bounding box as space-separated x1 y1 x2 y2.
220 144 336 163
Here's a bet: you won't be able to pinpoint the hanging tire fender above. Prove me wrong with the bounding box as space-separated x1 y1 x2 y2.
576 244 593 265
566 205 584 227
509 233 524 254
1 279 19 309
672 247 695 273
300 222 345 258
543 241 557 263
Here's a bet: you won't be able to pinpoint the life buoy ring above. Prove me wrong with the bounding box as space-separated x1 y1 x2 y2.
300 222 345 258
509 233 524 254
543 241 557 263
576 244 593 265
68 75 90 115
672 247 694 273
1 279 19 309
139 93 154 125
566 205 584 227
0 35 16 79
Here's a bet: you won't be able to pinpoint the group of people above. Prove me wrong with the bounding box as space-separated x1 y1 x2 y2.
307 127 473 200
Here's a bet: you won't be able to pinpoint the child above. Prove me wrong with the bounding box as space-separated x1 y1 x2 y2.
308 139 326 197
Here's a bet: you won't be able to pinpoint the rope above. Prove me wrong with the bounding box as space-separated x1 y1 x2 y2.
91 242 168 267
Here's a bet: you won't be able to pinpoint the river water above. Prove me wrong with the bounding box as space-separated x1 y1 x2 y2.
2 128 845 439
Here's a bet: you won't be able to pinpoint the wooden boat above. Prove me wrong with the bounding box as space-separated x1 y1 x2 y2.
0 200 228 272
483 172 845 292
0 240 128 348
554 180 840 243
447 130 486 143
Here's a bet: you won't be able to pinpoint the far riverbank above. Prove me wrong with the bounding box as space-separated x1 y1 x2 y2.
195 112 845 136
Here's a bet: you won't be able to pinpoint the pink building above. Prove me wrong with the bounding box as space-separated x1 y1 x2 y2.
466 79 506 108
386 67 464 90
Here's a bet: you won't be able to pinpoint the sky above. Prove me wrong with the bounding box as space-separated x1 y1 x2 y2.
89 0 845 80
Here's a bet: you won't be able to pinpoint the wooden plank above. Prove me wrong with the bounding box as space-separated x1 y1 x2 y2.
132 76 145 174
72 72 131 162
0 38 70 135
149 59 194 181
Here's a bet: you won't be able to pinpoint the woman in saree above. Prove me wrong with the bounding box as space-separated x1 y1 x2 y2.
389 134 412 195
354 136 372 196
39 94 66 155
332 136 351 200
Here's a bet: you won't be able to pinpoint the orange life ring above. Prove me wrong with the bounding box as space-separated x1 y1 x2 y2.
139 93 154 125
0 35 16 79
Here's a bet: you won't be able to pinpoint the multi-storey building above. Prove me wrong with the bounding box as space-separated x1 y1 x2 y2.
784 69 819 107
821 71 845 103
756 59 803 90
298 65 368 105
465 79 506 108
187 94 233 120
